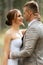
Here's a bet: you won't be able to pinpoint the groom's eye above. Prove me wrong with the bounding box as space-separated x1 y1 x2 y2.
23 12 25 15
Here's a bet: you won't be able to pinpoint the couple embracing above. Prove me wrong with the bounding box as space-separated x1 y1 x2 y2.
3 1 43 65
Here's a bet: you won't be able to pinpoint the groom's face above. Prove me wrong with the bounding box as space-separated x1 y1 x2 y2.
23 6 32 22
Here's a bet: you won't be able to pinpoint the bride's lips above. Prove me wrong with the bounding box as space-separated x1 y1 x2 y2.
19 19 23 22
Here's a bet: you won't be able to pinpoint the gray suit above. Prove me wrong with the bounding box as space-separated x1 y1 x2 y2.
11 19 43 65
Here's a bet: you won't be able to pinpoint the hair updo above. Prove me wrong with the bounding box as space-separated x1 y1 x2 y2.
5 9 18 26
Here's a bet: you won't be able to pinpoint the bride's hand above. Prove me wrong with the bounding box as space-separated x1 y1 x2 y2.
9 52 17 59
20 29 27 35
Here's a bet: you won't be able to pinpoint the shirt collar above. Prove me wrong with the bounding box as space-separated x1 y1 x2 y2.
28 19 37 26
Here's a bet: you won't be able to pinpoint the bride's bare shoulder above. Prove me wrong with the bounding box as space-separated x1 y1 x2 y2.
5 29 12 37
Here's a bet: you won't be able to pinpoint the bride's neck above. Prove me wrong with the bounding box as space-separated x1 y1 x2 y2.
11 24 19 31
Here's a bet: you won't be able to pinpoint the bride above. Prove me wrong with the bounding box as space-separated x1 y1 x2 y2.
3 9 26 65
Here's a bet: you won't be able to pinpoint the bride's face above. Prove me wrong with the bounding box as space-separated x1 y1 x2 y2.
16 10 23 26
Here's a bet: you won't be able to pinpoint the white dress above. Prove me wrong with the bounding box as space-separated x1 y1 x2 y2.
7 33 22 65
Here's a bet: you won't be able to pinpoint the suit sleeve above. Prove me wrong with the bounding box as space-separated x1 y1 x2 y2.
10 27 39 58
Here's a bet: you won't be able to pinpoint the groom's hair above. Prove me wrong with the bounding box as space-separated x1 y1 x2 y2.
24 1 39 13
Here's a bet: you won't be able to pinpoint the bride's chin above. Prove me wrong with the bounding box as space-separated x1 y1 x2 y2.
20 22 25 26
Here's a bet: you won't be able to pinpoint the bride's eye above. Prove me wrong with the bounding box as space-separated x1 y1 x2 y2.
18 15 22 17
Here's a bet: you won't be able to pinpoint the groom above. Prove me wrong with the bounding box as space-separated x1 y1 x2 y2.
10 1 43 65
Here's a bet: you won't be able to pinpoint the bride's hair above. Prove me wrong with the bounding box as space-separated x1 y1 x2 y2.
5 9 19 26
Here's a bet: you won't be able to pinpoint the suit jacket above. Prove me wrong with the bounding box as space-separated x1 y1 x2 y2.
11 19 43 65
